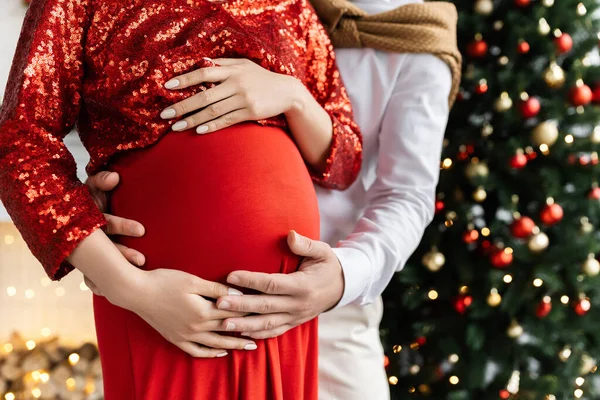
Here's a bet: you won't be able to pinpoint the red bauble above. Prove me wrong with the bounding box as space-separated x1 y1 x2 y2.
475 82 488 94
435 200 445 214
574 298 591 316
463 229 480 244
511 216 535 238
490 248 513 268
453 295 473 314
592 84 600 104
514 0 530 7
570 84 593 106
499 390 511 400
384 356 390 368
517 41 530 54
519 97 540 118
589 188 600 200
540 203 564 225
467 39 488 58
416 336 427 346
555 33 573 54
510 153 528 169
536 299 552 318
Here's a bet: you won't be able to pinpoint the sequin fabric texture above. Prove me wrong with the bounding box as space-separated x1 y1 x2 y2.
0 0 362 279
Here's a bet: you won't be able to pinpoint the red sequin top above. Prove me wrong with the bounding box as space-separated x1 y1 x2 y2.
0 0 362 280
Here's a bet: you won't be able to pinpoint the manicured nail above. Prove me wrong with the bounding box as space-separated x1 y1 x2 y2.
241 332 249 337
217 352 228 358
196 125 209 134
160 108 176 119
134 256 144 267
218 301 230 310
135 226 145 236
228 275 240 285
226 323 236 331
164 79 180 89
172 121 188 131
228 288 243 296
244 343 257 351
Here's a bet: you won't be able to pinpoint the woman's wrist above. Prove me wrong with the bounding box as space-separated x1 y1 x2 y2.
284 77 313 119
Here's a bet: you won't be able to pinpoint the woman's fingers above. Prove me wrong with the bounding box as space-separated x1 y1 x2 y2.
189 332 257 352
161 83 237 120
164 66 232 90
84 276 103 296
171 96 246 132
113 243 146 267
177 341 229 359
103 213 145 238
195 109 251 134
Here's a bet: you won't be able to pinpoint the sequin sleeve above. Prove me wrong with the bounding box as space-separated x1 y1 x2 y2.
0 0 106 280
304 11 362 190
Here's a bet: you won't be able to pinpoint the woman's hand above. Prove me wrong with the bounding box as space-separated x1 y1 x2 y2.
122 268 258 358
161 58 304 135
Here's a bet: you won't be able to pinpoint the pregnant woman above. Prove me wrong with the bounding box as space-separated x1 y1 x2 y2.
0 0 361 399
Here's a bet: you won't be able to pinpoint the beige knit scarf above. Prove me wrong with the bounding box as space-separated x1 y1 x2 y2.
311 0 462 106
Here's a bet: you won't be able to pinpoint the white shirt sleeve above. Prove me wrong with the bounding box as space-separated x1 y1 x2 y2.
333 53 452 308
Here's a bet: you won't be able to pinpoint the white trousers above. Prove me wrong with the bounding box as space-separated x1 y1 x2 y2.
318 296 390 400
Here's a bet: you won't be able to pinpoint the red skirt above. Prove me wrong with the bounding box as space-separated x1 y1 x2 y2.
93 123 320 399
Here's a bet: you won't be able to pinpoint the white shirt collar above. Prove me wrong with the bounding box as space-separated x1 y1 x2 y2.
349 0 423 15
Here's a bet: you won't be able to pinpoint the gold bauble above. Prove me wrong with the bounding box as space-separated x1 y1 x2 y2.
532 121 559 147
528 232 549 253
473 186 487 202
487 289 502 307
422 249 445 272
494 92 513 112
465 161 489 179
474 0 493 15
507 320 523 338
583 256 600 276
543 63 565 88
580 353 596 375
591 127 600 143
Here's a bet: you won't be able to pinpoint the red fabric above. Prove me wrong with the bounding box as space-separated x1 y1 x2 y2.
0 0 362 280
94 123 320 399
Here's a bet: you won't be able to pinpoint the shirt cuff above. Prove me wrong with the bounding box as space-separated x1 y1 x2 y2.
332 247 372 308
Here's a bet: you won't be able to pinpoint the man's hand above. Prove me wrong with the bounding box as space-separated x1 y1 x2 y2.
216 231 345 339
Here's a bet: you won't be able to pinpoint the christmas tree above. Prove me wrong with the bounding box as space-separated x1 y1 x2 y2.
382 0 600 399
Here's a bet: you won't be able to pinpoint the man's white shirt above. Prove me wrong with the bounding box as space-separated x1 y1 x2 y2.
316 0 453 307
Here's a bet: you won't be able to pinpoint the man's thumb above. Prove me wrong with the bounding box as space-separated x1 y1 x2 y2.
287 230 323 258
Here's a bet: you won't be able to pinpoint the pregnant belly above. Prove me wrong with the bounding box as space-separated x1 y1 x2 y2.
108 123 320 283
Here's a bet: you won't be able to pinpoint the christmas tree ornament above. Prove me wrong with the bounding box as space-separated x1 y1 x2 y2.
467 37 488 58
422 248 445 272
582 255 600 276
494 92 513 112
473 186 487 202
542 0 554 5
554 32 573 54
574 297 591 315
475 81 489 94
510 151 528 169
580 354 596 375
435 199 445 214
490 248 513 268
532 121 559 146
536 296 552 318
511 216 535 238
577 3 587 16
463 228 479 244
528 232 549 252
465 160 489 179
592 85 600 104
474 0 493 15
580 217 594 234
559 346 572 362
487 288 502 307
538 18 551 35
514 0 530 7
517 40 530 54
588 187 600 200
570 81 593 106
543 63 565 88
506 370 520 394
540 201 563 225
507 320 524 338
520 95 540 118
453 294 473 314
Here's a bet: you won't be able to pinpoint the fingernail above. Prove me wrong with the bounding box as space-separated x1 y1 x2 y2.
135 226 145 236
172 121 188 131
160 108 177 119
218 301 230 310
244 343 257 351
228 288 243 296
196 125 209 134
228 275 240 285
226 322 236 331
164 79 180 89
217 352 228 358
135 256 144 267
241 332 249 336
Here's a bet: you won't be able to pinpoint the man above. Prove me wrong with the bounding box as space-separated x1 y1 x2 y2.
86 0 459 397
